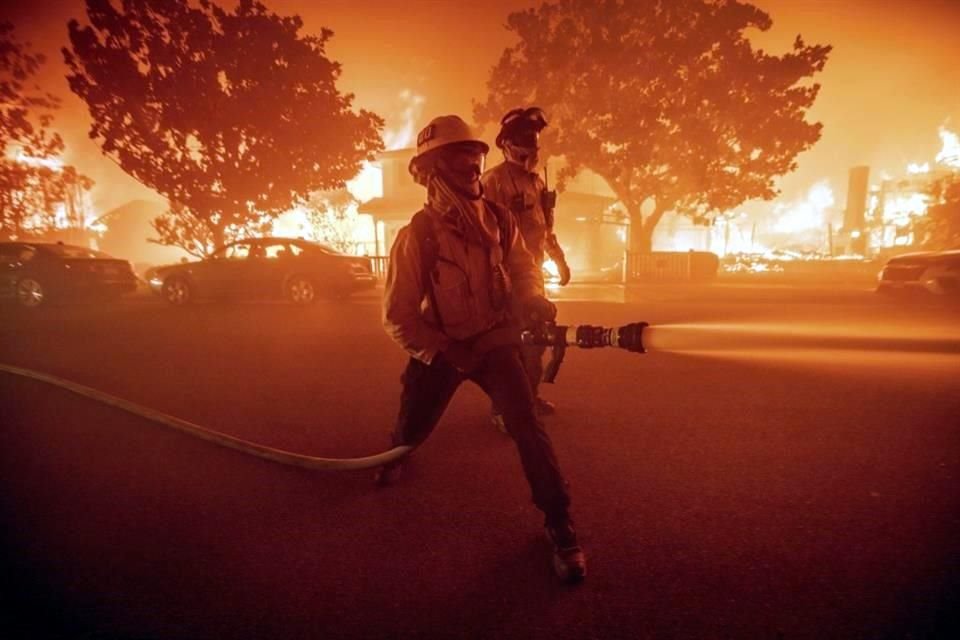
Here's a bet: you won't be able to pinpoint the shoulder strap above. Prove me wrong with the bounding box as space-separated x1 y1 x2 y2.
410 209 444 333
410 209 438 278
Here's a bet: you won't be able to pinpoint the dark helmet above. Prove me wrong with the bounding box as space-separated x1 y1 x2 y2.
495 107 549 149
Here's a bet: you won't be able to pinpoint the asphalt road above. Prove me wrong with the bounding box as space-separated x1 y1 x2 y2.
2 283 959 639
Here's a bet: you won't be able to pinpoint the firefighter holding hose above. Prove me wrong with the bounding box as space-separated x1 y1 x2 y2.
378 114 586 583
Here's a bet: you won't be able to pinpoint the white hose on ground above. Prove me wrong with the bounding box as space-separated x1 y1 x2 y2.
0 363 413 471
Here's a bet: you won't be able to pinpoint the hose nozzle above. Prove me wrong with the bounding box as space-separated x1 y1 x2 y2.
521 321 649 353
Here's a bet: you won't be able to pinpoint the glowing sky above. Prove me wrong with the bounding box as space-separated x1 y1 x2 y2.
6 0 960 215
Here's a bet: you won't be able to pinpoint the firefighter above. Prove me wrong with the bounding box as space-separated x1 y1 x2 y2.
481 107 570 427
378 114 586 583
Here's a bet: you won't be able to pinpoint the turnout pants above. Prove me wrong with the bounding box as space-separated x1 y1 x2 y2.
391 344 571 523
521 343 547 399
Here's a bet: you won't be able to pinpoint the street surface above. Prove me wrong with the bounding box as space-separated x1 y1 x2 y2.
2 282 959 639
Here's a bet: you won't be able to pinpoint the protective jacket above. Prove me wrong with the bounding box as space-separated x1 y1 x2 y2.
383 200 542 364
481 161 566 268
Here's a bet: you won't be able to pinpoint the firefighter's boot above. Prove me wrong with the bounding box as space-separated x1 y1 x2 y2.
545 519 587 583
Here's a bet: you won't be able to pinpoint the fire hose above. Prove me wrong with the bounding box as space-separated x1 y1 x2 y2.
0 362 414 471
0 322 650 471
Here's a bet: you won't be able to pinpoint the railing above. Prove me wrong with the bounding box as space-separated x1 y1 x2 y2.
368 255 390 278
625 251 719 282
368 252 720 282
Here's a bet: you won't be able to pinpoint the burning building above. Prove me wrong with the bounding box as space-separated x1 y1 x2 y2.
863 127 960 254
0 148 99 245
359 148 626 281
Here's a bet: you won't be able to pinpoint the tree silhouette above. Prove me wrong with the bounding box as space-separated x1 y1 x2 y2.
64 0 384 254
0 22 61 152
0 22 71 239
475 0 831 252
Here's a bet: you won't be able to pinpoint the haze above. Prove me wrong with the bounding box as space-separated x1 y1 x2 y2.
6 0 960 215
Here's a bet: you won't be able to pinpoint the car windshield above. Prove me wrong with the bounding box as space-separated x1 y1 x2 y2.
40 244 111 259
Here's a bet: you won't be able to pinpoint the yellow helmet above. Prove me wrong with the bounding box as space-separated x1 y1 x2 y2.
408 115 489 182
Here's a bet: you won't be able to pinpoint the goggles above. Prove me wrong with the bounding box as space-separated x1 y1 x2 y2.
500 107 549 130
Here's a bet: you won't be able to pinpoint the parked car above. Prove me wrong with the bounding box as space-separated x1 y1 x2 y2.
876 249 960 297
145 237 376 305
0 241 138 309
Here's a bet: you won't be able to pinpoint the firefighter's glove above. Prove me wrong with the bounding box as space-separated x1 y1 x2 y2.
440 341 479 374
518 295 558 327
556 258 571 286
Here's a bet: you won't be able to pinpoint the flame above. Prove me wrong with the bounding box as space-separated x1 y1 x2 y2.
54 203 70 228
9 148 64 171
271 205 314 239
882 192 929 227
935 126 960 169
772 181 834 234
872 126 960 241
542 258 561 291
346 162 383 203
543 258 559 278
270 201 377 255
383 90 425 150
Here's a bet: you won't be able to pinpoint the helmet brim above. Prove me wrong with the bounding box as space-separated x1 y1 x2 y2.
409 140 489 177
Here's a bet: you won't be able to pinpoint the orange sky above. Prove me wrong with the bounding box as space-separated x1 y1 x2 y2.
6 0 960 215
